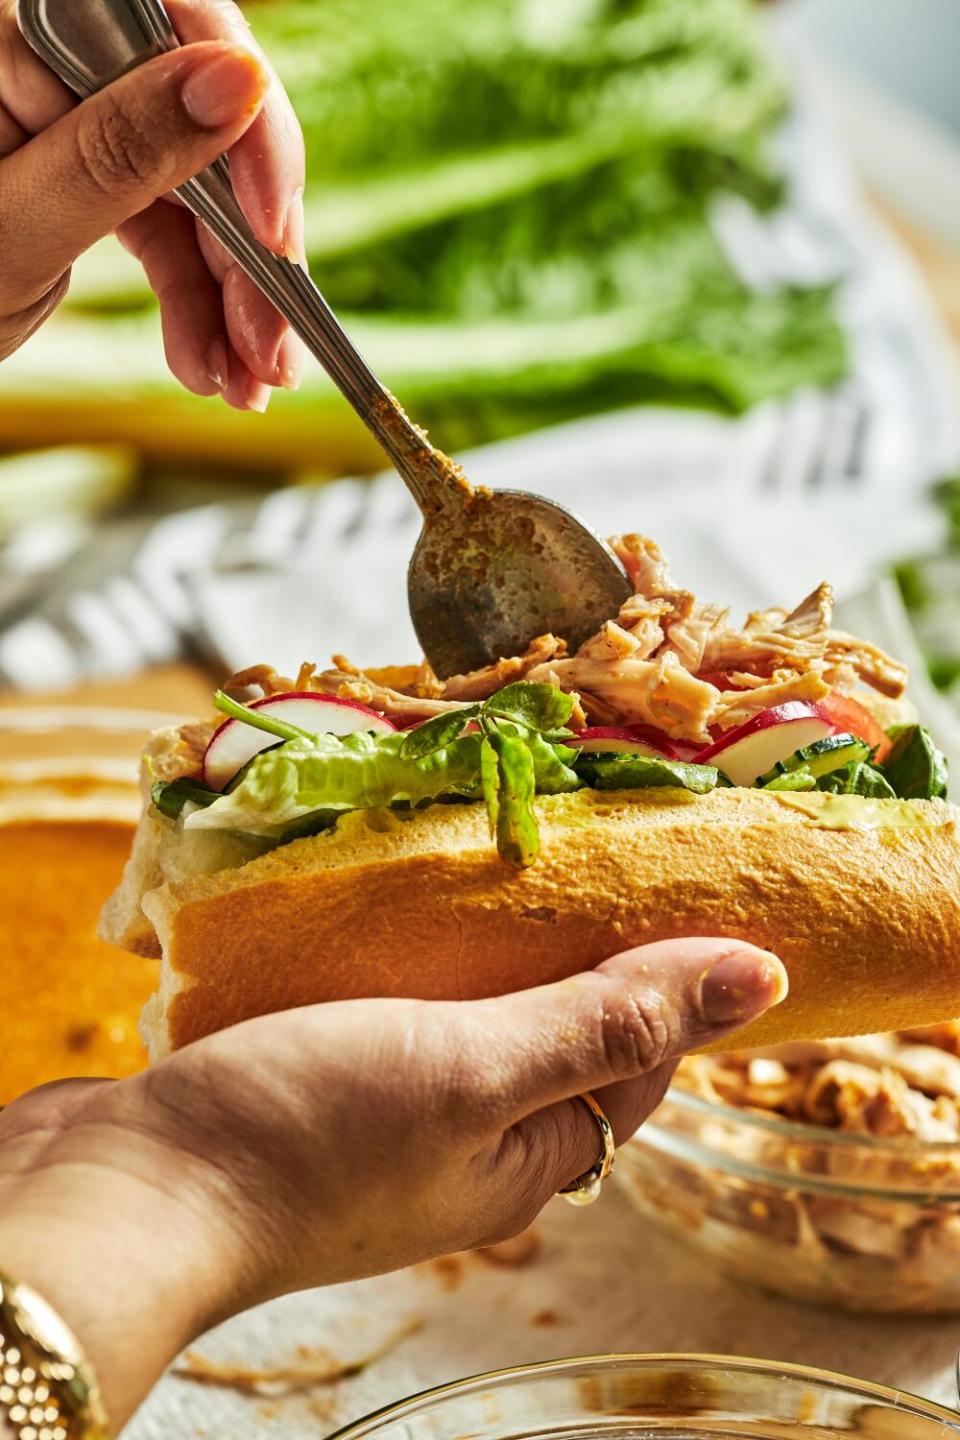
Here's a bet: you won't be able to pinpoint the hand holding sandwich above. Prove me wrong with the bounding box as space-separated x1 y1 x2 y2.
0 937 784 1431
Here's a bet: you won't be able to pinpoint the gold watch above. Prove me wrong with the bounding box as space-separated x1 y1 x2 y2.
0 1273 109 1440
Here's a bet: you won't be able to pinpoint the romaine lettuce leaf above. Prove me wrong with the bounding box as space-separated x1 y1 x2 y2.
185 731 486 836
182 717 581 868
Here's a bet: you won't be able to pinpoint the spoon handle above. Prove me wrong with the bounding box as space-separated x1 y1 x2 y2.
17 0 455 515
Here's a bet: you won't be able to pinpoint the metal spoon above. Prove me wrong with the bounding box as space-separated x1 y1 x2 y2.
18 0 632 678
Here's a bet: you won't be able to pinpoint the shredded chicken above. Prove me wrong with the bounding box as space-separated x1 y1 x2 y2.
611 533 677 594
440 634 567 702
528 652 720 742
824 630 909 699
697 584 833 676
314 668 467 718
661 602 729 673
216 533 905 746
624 1023 960 1316
148 722 215 783
412 659 445 699
580 594 672 663
223 658 466 718
225 662 297 697
710 669 831 729
679 1023 960 1142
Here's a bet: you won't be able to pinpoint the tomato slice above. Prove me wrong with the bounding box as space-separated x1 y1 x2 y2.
820 693 892 762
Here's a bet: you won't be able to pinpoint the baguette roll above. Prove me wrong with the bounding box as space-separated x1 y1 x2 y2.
102 784 960 1062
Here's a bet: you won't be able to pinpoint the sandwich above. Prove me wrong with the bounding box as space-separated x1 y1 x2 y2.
101 533 960 1060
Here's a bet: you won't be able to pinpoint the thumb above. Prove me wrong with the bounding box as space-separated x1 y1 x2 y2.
0 41 268 310
467 939 788 1132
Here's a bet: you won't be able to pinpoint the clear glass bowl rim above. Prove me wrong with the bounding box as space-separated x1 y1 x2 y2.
663 1081 960 1155
630 1085 960 1204
327 1353 960 1440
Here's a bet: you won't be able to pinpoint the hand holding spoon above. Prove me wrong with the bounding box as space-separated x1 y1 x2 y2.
19 0 632 677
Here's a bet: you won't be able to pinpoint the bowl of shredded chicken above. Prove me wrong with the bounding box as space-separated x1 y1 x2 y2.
616 1025 960 1313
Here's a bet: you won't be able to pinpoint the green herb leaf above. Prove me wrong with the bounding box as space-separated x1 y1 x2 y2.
399 707 478 759
213 690 311 744
485 730 539 869
817 762 897 799
151 776 219 820
482 682 575 733
882 724 949 800
577 754 718 794
479 734 500 838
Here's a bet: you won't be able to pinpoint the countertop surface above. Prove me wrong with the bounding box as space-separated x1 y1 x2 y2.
129 1181 960 1439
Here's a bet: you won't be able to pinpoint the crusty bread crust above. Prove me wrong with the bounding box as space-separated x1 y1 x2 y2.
97 728 183 958
126 786 960 1061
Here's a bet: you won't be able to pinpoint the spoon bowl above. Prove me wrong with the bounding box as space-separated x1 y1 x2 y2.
410 489 631 677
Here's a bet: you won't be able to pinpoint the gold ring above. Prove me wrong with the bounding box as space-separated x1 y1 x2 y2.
559 1091 616 1207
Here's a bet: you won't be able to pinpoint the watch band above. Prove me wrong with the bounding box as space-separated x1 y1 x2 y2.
0 1272 110 1440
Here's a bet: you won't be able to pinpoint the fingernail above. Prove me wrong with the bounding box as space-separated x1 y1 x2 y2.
283 188 306 265
205 336 229 392
276 332 303 391
700 949 788 1026
181 48 268 130
246 379 271 414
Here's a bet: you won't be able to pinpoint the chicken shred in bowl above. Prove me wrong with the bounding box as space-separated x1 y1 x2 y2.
616 1024 960 1313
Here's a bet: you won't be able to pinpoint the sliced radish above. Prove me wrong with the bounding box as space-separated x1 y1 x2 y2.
694 702 834 787
576 725 679 760
391 713 433 731
204 692 396 791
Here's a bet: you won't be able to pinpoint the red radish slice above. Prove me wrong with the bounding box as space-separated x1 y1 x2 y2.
577 725 679 760
694 702 834 787
391 713 432 731
204 692 396 791
392 711 477 732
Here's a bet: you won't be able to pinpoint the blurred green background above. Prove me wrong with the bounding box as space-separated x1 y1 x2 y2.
0 0 845 485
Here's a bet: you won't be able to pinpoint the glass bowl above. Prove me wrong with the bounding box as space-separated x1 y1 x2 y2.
616 1086 960 1315
329 1355 960 1440
0 706 182 1102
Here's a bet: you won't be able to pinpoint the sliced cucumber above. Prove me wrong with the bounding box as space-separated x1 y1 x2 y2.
758 733 871 787
762 770 818 792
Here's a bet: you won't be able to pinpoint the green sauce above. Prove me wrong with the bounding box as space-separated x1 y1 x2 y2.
772 792 942 831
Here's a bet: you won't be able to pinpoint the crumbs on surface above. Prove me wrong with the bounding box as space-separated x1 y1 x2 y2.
476 1228 541 1268
174 1316 423 1397
429 1255 466 1291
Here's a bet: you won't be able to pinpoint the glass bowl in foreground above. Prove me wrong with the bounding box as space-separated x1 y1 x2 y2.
329 1354 960 1440
616 1086 960 1314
